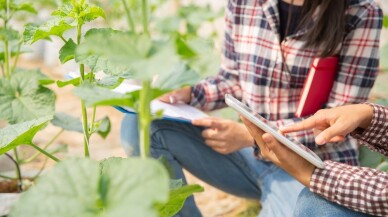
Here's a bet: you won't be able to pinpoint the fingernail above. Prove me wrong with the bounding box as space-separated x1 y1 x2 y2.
169 95 176 104
316 136 325 144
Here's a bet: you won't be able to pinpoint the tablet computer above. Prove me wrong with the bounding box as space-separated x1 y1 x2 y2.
225 94 325 169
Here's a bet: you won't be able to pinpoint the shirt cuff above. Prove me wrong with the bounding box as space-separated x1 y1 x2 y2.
350 103 387 146
309 161 342 200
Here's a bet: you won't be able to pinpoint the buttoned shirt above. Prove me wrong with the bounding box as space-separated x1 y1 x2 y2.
190 0 382 165
311 103 388 216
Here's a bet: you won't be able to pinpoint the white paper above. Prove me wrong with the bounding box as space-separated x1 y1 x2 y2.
114 84 208 121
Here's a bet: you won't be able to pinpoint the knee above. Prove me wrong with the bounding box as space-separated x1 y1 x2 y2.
293 188 318 217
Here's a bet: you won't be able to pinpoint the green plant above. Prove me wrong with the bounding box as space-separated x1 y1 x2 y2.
5 0 205 216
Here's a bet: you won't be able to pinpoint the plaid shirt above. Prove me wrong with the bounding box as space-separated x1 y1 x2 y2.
190 0 383 165
311 104 388 216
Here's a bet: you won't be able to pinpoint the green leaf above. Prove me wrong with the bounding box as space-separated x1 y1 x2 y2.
13 2 37 14
95 116 111 139
0 70 56 124
359 146 385 168
157 184 204 217
376 161 388 172
78 5 106 24
152 62 200 91
11 157 169 217
383 16 388 28
72 84 136 107
56 73 93 87
175 36 197 59
96 76 124 89
0 116 52 155
380 44 388 72
51 112 83 133
0 28 19 41
24 19 73 44
59 39 77 64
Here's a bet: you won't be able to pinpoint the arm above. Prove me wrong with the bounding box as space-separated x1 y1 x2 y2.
311 161 388 216
190 0 242 111
351 103 388 155
241 117 388 216
269 4 383 150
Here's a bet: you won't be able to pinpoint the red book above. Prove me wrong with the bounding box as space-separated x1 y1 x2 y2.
295 56 339 117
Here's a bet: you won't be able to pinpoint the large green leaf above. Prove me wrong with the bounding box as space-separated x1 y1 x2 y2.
23 19 73 44
0 116 52 155
383 16 388 28
72 84 136 107
59 38 77 63
158 184 204 217
359 146 385 168
0 28 19 41
51 112 83 133
0 70 56 124
152 62 200 91
9 157 169 217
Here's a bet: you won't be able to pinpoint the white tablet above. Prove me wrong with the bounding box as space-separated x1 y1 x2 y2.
225 94 325 169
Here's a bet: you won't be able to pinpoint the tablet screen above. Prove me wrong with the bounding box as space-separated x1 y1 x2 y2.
225 94 325 168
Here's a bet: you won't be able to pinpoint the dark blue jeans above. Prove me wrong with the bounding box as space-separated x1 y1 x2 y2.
121 114 305 217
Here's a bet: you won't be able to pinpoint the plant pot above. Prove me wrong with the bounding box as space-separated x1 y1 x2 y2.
0 193 20 217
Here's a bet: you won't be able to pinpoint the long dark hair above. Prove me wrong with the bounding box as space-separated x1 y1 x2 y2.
298 0 349 57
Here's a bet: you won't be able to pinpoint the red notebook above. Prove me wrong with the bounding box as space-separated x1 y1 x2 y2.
295 56 339 117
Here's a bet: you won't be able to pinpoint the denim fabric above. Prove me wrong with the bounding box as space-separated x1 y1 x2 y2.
293 188 376 217
121 115 305 217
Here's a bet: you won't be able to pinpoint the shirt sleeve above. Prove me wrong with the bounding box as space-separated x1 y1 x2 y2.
269 5 383 156
351 103 388 156
310 160 388 216
190 0 242 111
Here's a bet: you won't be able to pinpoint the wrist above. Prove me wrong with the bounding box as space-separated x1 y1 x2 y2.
358 104 373 129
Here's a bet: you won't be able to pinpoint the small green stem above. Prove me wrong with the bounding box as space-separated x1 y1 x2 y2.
122 0 136 32
31 156 49 180
29 144 60 162
0 174 15 180
59 35 67 44
5 153 22 192
11 40 23 73
141 0 149 35
81 101 90 157
20 129 64 164
88 106 97 135
3 40 10 79
139 80 152 159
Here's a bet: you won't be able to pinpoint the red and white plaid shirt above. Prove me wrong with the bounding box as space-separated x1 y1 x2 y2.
190 0 383 165
311 104 388 216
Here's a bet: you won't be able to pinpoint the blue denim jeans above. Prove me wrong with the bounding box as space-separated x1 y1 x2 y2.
121 114 305 217
293 188 375 217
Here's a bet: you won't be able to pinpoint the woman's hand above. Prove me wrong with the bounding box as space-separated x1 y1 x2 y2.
192 117 255 154
241 116 315 188
159 86 192 104
281 104 373 145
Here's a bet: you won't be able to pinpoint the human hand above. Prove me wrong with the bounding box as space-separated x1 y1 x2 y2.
159 86 192 104
192 117 254 154
280 104 373 145
240 116 315 187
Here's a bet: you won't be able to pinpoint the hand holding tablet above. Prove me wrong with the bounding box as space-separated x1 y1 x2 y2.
225 94 325 169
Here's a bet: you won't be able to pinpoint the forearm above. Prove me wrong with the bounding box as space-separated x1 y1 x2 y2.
310 160 388 216
351 103 388 156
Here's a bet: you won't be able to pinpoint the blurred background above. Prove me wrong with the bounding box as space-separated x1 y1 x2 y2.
1 0 387 216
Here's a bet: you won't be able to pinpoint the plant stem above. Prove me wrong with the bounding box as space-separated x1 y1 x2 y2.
3 40 10 79
59 35 67 43
141 0 149 35
81 101 90 157
139 80 152 159
11 39 23 73
20 129 64 164
121 0 136 33
0 174 15 180
5 153 23 192
88 106 96 135
76 22 91 157
29 144 60 162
